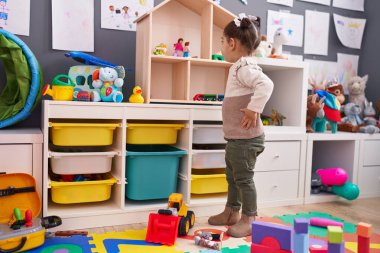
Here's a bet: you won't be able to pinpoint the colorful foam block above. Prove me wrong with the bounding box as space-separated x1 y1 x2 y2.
251 243 292 253
294 218 309 234
309 245 328 253
327 226 343 244
358 235 370 253
327 242 344 253
294 233 308 253
252 221 293 251
357 222 372 238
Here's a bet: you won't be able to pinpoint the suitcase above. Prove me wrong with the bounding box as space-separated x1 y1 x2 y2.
0 173 61 253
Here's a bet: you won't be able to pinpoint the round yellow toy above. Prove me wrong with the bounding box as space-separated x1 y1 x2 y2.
42 75 75 101
129 86 144 103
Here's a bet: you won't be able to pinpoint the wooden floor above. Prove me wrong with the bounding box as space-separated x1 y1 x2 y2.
86 197 380 234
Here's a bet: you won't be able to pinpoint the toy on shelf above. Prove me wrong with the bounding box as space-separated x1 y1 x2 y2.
326 81 345 105
270 27 289 59
347 75 368 116
183 42 190 57
42 75 75 101
254 35 273 58
270 109 286 126
194 231 223 250
193 94 224 102
129 85 144 103
312 90 341 133
146 193 195 246
173 38 184 57
309 77 327 94
73 90 92 102
359 100 380 134
339 102 363 133
307 94 326 133
91 67 124 103
153 43 167 55
312 168 360 200
212 53 224 61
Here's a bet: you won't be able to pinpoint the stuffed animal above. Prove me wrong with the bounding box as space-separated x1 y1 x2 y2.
308 77 327 94
254 35 272 58
312 90 341 133
306 94 325 133
359 100 380 134
347 75 368 116
326 82 345 105
91 67 124 103
271 27 289 59
341 102 363 126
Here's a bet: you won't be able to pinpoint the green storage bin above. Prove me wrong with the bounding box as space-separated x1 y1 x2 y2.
125 145 187 200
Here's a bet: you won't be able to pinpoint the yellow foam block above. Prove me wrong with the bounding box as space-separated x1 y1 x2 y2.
357 222 372 238
328 226 343 244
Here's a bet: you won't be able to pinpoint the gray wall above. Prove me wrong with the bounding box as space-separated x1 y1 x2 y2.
1 0 378 128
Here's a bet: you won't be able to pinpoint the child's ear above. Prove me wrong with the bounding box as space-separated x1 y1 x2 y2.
228 38 236 50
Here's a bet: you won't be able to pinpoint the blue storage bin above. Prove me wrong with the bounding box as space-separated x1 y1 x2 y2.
125 145 187 200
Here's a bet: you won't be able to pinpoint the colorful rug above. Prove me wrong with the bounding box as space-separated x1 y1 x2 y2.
24 213 380 253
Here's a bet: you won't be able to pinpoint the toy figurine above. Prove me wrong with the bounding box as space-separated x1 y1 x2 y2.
254 35 272 58
153 43 167 55
183 42 190 57
271 27 289 59
129 85 144 103
270 109 286 126
173 38 184 57
91 67 124 103
194 231 223 250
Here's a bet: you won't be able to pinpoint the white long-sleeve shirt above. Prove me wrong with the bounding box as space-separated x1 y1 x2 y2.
222 56 274 139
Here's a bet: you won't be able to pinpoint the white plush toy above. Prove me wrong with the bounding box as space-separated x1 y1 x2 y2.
271 27 289 58
254 35 272 58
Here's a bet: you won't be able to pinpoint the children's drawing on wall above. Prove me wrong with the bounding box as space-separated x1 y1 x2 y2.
337 53 359 94
267 10 304 47
52 0 94 52
299 0 331 6
304 59 338 91
267 0 293 7
0 0 30 36
101 0 154 31
333 0 364 12
333 13 366 49
304 10 329 56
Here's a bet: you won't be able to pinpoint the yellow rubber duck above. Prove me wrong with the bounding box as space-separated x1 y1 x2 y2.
129 86 144 103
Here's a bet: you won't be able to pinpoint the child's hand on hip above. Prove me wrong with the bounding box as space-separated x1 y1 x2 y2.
240 108 258 129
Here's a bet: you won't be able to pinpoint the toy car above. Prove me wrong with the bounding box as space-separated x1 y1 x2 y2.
193 94 224 102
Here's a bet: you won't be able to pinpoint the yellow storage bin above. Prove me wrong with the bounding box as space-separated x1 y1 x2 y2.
126 123 184 144
191 168 227 194
50 174 117 204
50 123 119 146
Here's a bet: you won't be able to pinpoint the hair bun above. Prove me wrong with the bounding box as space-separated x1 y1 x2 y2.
240 18 253 29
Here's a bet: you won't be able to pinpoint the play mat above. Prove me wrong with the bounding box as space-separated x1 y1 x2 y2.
25 212 380 253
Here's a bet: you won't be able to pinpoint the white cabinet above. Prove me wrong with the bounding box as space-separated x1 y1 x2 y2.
358 137 380 197
0 129 43 197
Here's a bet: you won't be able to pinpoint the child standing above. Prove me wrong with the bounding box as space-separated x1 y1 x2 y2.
208 14 274 238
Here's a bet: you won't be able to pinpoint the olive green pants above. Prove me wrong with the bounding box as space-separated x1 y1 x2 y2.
225 134 265 216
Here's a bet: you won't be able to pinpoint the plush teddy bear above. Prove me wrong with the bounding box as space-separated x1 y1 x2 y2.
91 67 124 103
359 100 380 134
341 102 363 126
347 75 368 116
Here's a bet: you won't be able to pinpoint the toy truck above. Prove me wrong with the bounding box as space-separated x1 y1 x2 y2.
145 193 195 246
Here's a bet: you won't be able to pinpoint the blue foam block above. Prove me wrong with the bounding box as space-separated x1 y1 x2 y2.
252 221 293 250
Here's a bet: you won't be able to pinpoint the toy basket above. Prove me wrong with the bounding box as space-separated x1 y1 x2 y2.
126 123 184 144
191 168 227 194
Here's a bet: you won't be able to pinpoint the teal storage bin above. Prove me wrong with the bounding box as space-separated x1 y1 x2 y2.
125 145 187 200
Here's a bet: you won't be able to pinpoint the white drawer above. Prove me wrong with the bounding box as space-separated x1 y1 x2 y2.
192 150 225 169
255 170 299 202
255 141 300 171
0 145 32 174
358 166 380 196
193 125 226 144
363 140 380 166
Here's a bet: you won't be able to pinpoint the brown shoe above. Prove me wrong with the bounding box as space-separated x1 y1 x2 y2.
208 206 240 226
226 214 255 237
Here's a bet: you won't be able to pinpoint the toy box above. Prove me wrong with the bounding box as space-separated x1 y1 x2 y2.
0 173 61 252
